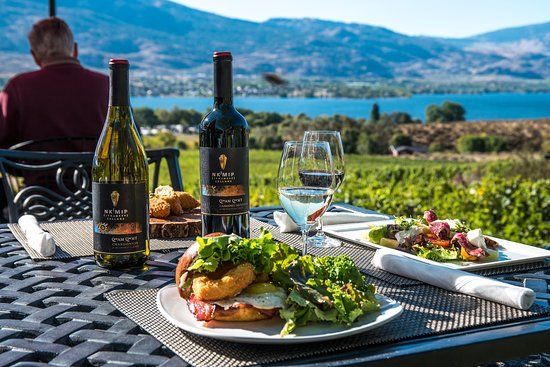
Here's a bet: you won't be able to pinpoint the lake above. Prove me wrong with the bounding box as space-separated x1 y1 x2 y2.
132 92 550 121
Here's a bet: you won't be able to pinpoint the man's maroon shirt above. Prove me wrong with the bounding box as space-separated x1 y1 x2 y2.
0 61 108 150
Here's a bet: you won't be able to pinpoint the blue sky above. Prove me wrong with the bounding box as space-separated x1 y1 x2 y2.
172 0 550 38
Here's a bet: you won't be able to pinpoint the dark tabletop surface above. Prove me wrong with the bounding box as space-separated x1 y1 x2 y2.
0 205 548 367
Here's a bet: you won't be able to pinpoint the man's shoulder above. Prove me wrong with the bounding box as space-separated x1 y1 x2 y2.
81 67 108 84
2 69 43 91
4 65 108 88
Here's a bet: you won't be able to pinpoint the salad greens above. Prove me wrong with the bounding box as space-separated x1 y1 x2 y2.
367 209 499 263
452 219 471 233
187 231 380 335
394 216 423 230
367 226 388 244
278 255 379 335
414 244 459 262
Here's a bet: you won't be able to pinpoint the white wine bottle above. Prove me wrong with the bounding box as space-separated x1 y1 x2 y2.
92 59 149 268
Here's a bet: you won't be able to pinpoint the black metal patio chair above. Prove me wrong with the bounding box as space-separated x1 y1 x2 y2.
9 136 99 152
0 147 183 222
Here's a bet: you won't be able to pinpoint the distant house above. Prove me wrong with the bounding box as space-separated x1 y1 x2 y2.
170 125 184 134
185 126 199 134
389 145 428 156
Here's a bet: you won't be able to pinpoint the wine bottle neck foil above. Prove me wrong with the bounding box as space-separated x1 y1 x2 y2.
109 64 130 106
213 58 233 106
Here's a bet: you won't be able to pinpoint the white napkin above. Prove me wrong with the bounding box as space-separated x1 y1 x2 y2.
372 249 536 310
18 215 56 257
274 210 391 233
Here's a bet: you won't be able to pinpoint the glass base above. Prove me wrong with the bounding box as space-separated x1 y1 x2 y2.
307 232 342 248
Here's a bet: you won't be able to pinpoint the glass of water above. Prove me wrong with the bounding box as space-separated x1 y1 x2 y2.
303 131 345 248
277 141 336 255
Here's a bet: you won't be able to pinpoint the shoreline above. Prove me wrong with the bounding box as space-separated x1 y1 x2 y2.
130 91 550 100
132 93 550 121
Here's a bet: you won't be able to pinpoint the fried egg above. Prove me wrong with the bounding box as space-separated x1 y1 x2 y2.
212 283 287 310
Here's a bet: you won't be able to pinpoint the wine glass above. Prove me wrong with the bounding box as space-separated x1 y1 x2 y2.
277 141 336 255
302 131 345 248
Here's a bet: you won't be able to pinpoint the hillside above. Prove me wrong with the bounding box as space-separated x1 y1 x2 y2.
0 0 548 79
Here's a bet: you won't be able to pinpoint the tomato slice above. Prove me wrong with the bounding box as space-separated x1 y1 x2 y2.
426 235 451 248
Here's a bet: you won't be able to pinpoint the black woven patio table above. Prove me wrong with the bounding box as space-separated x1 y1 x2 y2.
0 204 548 367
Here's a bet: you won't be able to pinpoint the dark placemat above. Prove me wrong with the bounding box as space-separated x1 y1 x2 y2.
9 220 197 260
106 283 550 367
8 218 288 261
476 261 550 277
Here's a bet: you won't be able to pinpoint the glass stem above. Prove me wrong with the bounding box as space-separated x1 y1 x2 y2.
301 227 309 255
317 218 324 236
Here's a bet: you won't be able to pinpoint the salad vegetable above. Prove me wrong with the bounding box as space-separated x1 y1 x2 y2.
368 209 499 263
278 255 379 336
414 244 459 262
429 221 451 240
423 209 437 223
367 226 388 245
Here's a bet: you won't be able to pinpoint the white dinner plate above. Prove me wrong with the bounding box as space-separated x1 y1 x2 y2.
324 220 550 271
156 284 403 344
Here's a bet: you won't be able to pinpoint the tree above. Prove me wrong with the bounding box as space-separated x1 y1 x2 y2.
157 131 177 147
369 103 380 124
456 135 486 153
341 128 359 154
379 112 415 125
390 133 412 147
133 107 159 127
356 132 386 155
154 108 173 125
426 101 466 123
177 140 188 150
152 107 203 129
442 101 465 122
456 135 508 153
425 104 443 123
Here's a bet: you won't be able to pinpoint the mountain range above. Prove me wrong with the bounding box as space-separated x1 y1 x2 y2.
1 0 549 79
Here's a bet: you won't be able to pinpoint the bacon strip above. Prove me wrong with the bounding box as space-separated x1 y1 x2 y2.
188 294 216 321
258 308 278 317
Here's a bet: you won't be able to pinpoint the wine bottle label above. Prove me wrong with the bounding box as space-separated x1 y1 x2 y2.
200 147 249 215
92 182 148 254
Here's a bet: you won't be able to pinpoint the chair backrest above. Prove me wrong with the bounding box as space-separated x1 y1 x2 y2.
0 148 183 222
10 136 99 153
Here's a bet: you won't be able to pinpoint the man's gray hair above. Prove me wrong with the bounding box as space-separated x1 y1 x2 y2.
28 17 74 61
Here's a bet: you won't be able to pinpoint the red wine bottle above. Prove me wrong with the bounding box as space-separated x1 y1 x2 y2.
199 51 250 237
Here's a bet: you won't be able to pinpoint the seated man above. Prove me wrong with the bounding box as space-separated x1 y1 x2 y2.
0 17 108 150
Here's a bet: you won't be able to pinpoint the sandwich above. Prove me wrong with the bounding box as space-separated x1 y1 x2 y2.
173 230 380 336
174 232 290 322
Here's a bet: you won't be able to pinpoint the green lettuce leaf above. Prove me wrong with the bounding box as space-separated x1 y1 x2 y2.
414 244 459 262
279 254 380 335
452 219 471 233
188 230 299 274
395 216 423 230
368 225 388 244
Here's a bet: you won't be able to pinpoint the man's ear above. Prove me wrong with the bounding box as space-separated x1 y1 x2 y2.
73 42 78 59
30 50 41 67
